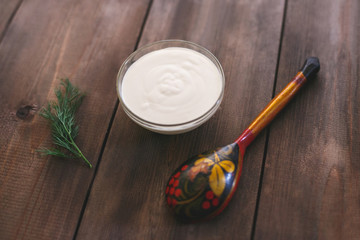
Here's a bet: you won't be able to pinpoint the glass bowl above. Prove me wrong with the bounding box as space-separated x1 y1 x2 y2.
116 40 225 134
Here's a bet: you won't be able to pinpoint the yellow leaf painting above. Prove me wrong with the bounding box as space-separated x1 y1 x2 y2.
192 152 235 197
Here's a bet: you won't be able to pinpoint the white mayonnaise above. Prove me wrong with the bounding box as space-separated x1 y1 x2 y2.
121 47 223 125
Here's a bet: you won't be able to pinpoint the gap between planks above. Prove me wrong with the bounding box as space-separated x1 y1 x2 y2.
0 0 24 44
250 0 289 239
71 1 154 239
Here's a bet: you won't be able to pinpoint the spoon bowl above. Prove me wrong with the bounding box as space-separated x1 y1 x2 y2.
165 57 320 221
165 143 242 221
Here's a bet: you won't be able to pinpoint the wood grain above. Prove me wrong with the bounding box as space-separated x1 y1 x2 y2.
76 0 285 239
0 0 150 239
0 0 22 39
254 0 360 239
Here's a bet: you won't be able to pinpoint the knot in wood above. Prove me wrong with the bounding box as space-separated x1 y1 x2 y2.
16 105 37 120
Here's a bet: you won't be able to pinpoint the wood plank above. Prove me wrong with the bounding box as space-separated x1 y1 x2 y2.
76 0 285 239
0 0 150 239
0 0 22 38
254 0 360 239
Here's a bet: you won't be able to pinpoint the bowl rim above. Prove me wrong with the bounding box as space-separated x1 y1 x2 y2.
116 39 225 128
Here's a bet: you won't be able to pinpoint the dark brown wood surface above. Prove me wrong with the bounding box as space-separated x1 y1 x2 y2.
254 0 360 239
0 0 150 239
0 0 358 239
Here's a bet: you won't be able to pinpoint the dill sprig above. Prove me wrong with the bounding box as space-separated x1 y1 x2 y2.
38 78 92 168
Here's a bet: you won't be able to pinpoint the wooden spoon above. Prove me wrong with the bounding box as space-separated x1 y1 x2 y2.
165 57 320 221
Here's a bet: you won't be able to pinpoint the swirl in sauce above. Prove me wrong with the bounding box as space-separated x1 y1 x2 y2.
121 47 222 125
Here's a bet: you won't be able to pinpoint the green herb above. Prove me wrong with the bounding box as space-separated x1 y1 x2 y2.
38 79 92 168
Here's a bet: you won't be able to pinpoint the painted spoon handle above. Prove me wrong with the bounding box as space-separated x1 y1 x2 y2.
236 57 320 149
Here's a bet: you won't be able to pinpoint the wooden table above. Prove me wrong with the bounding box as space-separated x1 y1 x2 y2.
0 0 359 239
